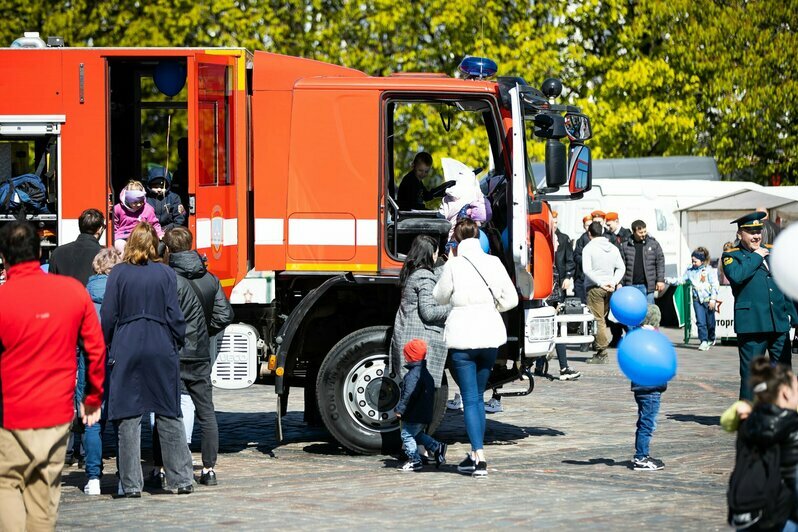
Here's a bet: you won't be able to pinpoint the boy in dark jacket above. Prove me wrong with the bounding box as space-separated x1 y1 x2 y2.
158 226 234 486
395 339 447 471
146 166 187 231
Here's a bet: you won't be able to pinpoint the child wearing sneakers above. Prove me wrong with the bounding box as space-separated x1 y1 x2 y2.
632 302 666 471
395 339 447 471
631 381 666 470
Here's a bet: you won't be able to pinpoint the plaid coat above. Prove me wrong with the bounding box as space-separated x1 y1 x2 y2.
389 267 451 388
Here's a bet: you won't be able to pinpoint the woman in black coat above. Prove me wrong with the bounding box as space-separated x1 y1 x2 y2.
101 222 193 497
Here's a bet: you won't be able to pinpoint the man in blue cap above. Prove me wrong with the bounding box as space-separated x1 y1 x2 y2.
722 211 797 400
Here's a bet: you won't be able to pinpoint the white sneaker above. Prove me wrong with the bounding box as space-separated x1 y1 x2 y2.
84 478 101 495
446 393 463 410
484 397 503 413
117 481 124 496
698 341 709 351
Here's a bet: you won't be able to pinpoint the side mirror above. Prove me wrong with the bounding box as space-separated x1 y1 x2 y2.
545 139 567 188
568 144 592 194
564 113 592 142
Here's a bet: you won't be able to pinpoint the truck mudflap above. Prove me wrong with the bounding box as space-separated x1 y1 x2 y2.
523 304 557 359
211 323 262 390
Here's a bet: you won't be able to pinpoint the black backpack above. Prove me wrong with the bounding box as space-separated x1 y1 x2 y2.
727 435 793 530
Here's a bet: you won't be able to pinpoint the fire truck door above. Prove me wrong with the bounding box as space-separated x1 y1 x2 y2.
188 53 238 288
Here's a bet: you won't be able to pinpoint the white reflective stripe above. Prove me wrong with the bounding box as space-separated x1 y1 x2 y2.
254 218 284 245
60 218 80 245
196 218 211 248
356 219 378 246
289 218 355 246
283 218 379 247
223 218 237 245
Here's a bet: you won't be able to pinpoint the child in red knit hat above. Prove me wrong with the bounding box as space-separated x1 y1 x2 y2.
395 339 447 471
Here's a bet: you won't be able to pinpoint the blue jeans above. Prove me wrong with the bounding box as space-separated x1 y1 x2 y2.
451 347 498 451
634 391 661 459
400 421 441 463
83 403 107 479
631 284 655 305
692 300 715 343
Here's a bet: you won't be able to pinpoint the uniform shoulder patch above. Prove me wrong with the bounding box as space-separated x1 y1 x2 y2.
723 256 734 266
764 244 773 249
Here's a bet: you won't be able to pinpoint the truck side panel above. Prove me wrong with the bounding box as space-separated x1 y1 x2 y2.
284 88 380 271
251 89 291 271
60 53 108 243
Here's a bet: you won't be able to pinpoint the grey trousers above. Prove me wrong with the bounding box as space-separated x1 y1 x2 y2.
116 414 192 493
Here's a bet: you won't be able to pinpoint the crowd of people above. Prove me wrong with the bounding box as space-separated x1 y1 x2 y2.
3 147 798 528
0 163 236 528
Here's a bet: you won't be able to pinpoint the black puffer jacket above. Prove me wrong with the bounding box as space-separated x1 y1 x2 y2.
739 403 798 520
621 235 665 293
169 251 234 361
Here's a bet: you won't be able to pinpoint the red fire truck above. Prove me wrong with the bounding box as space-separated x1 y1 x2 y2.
0 36 592 454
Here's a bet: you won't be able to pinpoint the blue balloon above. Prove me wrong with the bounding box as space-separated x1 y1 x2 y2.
154 61 187 97
610 286 648 326
500 227 509 250
478 229 490 253
617 328 677 386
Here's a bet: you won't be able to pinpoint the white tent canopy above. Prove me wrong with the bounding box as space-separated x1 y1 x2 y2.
678 186 798 218
675 185 798 273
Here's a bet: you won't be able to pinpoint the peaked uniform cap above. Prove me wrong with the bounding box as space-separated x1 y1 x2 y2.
731 212 766 229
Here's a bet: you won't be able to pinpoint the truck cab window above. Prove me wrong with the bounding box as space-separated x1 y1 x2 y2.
385 97 503 258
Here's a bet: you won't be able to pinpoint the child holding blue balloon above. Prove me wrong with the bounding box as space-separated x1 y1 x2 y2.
612 292 675 471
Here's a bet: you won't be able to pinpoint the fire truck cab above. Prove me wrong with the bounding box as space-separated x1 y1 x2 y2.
0 40 592 454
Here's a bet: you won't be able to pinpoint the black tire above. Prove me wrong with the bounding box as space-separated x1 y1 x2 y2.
316 325 447 455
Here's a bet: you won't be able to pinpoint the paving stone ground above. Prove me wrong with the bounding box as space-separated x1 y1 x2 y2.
56 327 743 530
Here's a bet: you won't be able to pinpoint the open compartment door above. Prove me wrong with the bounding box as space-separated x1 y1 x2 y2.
187 52 240 290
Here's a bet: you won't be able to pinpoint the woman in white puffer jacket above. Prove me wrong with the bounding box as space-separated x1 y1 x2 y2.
433 219 518 477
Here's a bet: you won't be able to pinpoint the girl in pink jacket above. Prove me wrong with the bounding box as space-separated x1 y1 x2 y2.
112 180 163 252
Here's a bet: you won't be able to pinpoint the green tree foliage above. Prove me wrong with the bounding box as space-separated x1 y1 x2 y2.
2 0 795 183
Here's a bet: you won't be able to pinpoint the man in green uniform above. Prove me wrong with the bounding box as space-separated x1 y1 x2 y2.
722 211 797 400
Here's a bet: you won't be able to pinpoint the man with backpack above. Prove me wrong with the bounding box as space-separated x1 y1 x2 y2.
161 226 234 486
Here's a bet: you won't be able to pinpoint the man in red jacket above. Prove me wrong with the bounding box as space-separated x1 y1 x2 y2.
0 221 106 531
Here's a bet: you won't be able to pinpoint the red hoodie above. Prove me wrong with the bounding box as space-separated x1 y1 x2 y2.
0 261 106 430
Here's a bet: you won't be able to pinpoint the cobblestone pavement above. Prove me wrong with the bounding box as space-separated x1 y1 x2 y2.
56 327 742 530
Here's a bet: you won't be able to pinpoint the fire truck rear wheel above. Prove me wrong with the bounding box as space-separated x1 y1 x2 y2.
316 325 448 455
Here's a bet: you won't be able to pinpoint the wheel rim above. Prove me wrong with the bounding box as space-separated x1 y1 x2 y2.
342 354 401 433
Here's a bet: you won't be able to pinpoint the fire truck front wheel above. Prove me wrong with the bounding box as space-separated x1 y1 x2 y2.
316 326 447 455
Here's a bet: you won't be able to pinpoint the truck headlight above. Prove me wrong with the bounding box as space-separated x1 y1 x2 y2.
527 314 556 341
525 306 557 342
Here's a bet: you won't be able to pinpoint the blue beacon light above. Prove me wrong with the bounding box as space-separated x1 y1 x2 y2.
458 56 498 80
